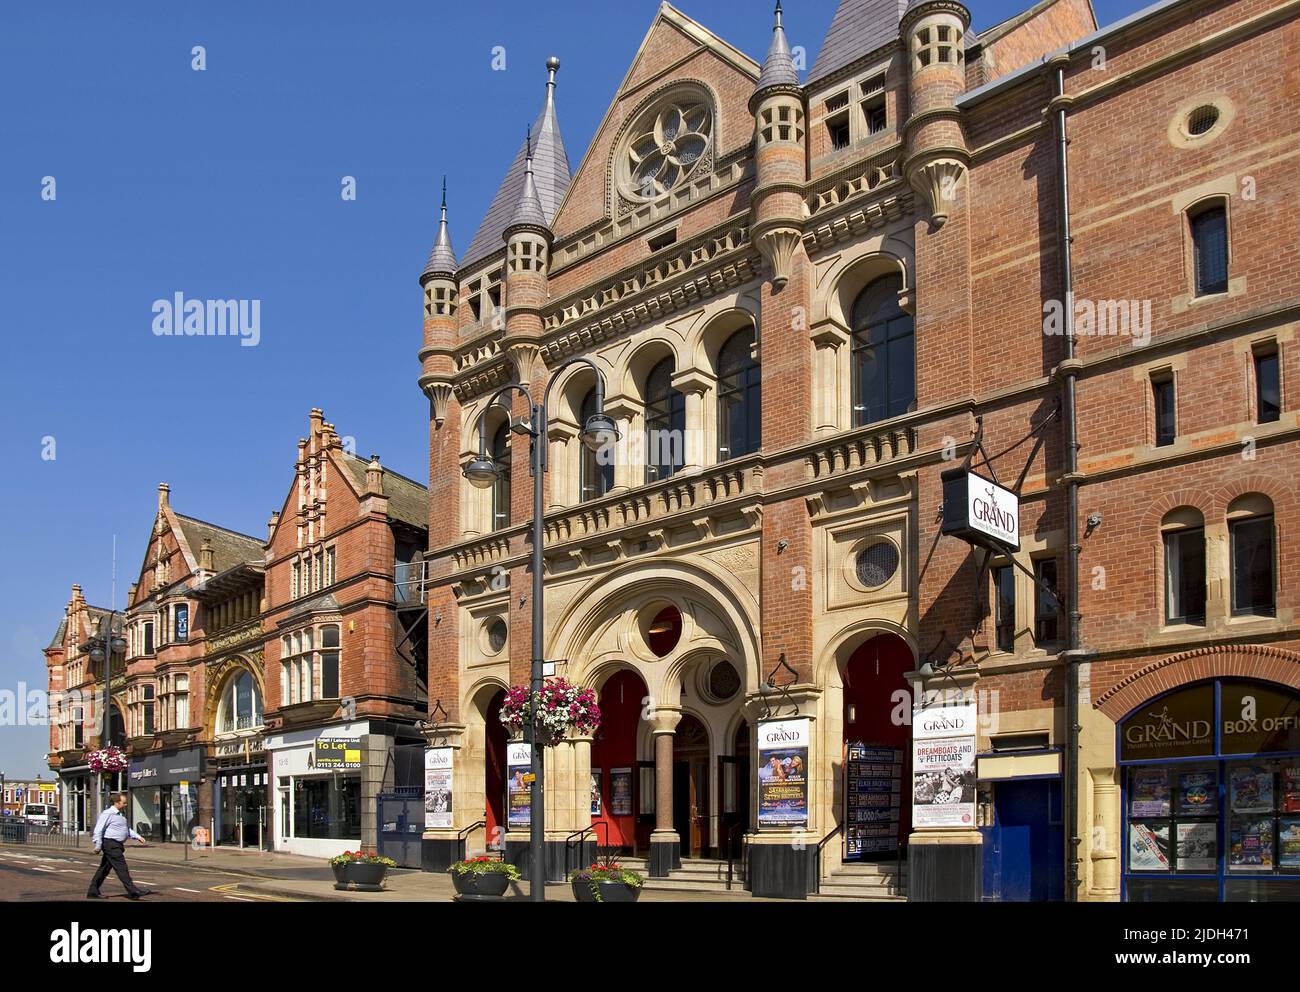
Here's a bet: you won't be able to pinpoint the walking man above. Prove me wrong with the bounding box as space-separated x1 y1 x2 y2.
86 792 151 900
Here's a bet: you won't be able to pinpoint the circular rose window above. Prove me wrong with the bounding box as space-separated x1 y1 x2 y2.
621 96 712 202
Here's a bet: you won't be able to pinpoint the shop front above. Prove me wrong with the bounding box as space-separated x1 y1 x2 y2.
267 719 375 859
58 768 97 832
1119 678 1300 902
127 747 204 843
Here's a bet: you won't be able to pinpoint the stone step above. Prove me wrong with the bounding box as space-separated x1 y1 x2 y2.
642 875 748 894
830 862 907 877
806 892 908 903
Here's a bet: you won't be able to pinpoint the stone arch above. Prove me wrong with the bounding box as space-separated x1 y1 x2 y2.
1094 645 1300 721
205 655 264 737
693 305 759 373
618 334 687 404
463 675 510 722
816 241 915 329
1138 488 1215 532
551 557 761 702
817 616 919 689
1211 473 1294 517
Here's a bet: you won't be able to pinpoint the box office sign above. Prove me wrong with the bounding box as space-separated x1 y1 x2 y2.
314 737 363 770
425 747 453 830
1119 681 1300 762
941 469 1020 551
757 718 810 828
507 743 531 829
912 699 977 829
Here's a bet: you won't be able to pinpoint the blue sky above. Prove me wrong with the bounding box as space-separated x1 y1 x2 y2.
0 0 1147 778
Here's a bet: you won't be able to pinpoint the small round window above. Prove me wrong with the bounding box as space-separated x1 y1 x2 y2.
1186 105 1220 137
855 542 899 588
487 618 507 654
708 661 741 701
646 606 682 657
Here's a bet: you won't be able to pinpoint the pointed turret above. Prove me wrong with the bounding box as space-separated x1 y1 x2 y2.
751 2 807 290
418 178 461 430
752 1 800 102
504 129 550 237
462 58 571 271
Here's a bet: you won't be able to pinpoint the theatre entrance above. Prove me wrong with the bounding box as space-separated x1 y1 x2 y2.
673 714 710 857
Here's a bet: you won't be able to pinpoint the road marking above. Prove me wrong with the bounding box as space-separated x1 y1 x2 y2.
174 886 200 893
224 895 253 901
209 882 295 903
30 866 56 872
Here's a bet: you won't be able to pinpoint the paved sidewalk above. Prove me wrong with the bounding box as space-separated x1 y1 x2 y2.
117 842 768 902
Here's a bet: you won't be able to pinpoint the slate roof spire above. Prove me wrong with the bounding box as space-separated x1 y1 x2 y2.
505 126 549 235
462 58 571 268
420 176 457 281
756 1 801 92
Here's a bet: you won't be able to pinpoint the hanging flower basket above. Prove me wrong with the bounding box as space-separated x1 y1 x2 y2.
499 678 601 745
87 746 127 773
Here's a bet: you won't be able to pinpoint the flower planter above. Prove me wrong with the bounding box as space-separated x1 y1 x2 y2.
571 879 641 903
452 871 511 901
334 862 388 892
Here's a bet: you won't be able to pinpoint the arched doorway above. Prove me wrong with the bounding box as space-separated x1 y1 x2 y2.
720 719 750 858
484 689 507 848
842 633 913 860
591 670 648 855
673 714 710 857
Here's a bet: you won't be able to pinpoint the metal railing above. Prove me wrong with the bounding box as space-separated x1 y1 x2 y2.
812 822 843 894
456 819 497 859
0 820 83 850
724 821 746 891
563 822 609 875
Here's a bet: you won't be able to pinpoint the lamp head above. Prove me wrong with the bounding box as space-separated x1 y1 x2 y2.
463 457 500 489
580 412 620 453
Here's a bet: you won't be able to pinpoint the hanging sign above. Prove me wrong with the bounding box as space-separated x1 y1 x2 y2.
941 469 1020 551
424 747 453 830
912 698 977 829
507 743 531 829
757 718 810 828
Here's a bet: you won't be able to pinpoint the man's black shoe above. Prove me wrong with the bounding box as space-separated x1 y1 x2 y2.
126 889 153 900
85 892 103 899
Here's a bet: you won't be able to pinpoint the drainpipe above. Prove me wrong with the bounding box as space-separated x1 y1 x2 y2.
1049 53 1084 903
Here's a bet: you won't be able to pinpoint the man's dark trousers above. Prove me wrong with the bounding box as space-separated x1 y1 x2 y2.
88 839 140 897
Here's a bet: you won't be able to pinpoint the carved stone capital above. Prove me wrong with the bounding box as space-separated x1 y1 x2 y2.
419 377 455 429
506 342 543 386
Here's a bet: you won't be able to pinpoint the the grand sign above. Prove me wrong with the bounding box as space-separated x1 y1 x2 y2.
941 469 1020 551
1119 682 1300 762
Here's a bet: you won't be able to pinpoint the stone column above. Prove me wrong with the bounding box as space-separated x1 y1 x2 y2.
603 397 639 495
649 707 682 877
547 421 578 511
673 369 715 474
810 319 850 436
1088 767 1121 898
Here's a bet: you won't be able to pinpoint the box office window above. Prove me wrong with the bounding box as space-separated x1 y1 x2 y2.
291 775 361 840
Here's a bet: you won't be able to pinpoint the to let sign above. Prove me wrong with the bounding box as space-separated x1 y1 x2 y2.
315 737 363 770
941 469 1020 551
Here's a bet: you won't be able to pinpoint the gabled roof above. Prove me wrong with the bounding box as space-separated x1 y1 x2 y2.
340 454 429 532
807 0 910 88
47 617 68 651
460 62 571 271
174 515 264 574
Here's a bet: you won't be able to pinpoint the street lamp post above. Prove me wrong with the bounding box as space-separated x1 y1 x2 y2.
464 357 619 903
84 612 127 818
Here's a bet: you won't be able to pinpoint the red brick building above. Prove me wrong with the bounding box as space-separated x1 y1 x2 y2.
416 0 1300 902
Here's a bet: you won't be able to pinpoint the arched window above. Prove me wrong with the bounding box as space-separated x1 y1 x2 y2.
579 387 615 502
645 357 685 483
717 328 761 461
1162 507 1206 626
218 670 264 734
1190 201 1228 297
490 421 511 530
1228 495 1275 618
851 275 915 427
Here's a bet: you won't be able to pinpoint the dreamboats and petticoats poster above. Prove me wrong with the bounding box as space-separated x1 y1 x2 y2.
911 697 977 829
424 747 453 830
757 718 810 827
507 742 531 829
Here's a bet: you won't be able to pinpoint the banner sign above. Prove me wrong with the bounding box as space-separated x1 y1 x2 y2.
424 747 453 830
941 469 1020 551
314 737 362 770
912 699 977 829
757 718 810 828
507 743 531 829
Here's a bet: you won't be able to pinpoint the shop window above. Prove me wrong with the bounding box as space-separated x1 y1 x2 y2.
1254 346 1281 424
490 420 511 531
992 565 1015 653
1229 496 1275 618
1190 201 1229 297
851 275 915 426
292 775 361 840
579 387 615 502
1033 558 1060 645
1152 374 1176 447
644 357 685 483
1162 508 1206 626
716 327 761 461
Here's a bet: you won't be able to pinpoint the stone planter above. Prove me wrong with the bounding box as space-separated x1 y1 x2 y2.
452 871 511 901
333 862 388 892
571 879 641 903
